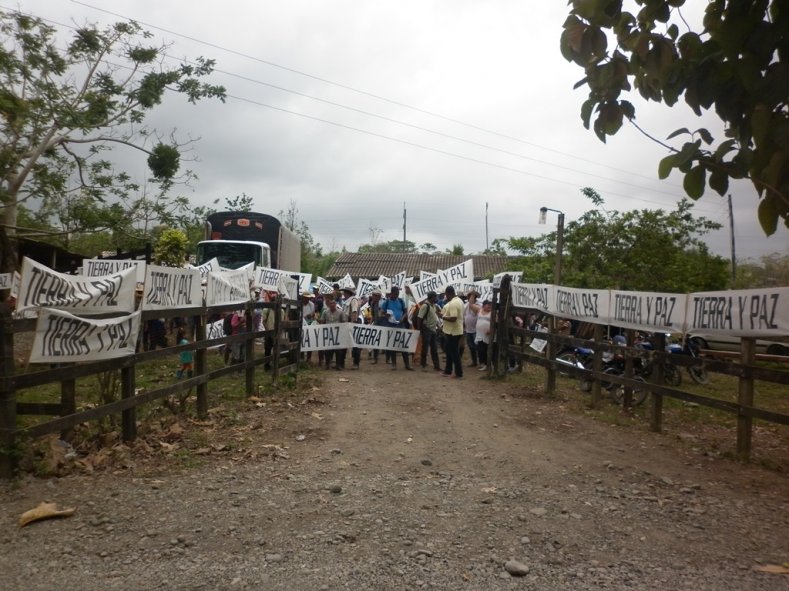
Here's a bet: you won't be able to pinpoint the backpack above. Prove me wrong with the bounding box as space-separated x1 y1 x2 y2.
223 314 233 336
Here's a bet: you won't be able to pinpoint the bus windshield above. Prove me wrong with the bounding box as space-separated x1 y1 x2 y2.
196 242 268 269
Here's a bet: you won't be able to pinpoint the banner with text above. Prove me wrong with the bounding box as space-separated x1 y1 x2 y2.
0 273 11 291
550 286 611 324
141 265 203 311
610 290 688 333
84 258 146 284
493 271 523 287
685 287 789 337
17 257 137 314
30 308 141 363
300 323 353 352
350 324 419 353
193 258 220 278
408 259 474 303
205 268 250 307
511 283 553 313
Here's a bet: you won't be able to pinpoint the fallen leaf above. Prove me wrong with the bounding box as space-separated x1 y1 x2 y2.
338 378 350 383
19 502 76 528
753 564 789 575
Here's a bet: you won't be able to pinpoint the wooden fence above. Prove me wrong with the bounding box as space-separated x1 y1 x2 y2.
490 276 789 462
0 297 302 477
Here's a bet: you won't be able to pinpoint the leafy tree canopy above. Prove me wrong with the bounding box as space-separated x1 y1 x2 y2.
505 187 729 292
561 0 788 235
153 228 189 267
0 10 225 271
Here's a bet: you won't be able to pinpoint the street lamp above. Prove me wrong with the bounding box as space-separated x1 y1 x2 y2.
539 207 565 286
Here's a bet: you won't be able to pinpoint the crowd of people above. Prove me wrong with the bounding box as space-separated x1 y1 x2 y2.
298 282 495 379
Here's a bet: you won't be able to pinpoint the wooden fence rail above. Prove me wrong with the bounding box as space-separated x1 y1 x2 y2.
0 297 302 477
490 277 789 463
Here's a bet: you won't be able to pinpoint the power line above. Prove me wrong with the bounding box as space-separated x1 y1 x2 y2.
70 0 684 186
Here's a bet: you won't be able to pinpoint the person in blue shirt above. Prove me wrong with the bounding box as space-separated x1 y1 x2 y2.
378 286 413 370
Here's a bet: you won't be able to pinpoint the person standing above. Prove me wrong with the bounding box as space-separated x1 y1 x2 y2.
342 286 362 370
369 289 384 364
475 299 493 371
320 296 347 370
379 286 413 370
440 286 464 378
463 290 481 367
416 291 441 371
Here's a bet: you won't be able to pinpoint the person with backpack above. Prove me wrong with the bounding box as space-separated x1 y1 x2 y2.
379 286 413 370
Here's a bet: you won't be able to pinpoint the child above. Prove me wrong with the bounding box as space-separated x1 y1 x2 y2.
175 327 194 379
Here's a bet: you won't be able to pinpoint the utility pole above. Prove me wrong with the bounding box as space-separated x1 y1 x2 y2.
728 194 736 285
485 202 489 252
402 202 407 252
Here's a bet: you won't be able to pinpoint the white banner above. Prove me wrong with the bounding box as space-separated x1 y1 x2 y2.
17 257 137 314
278 275 299 300
30 309 141 363
141 265 203 310
610 290 687 333
300 323 352 352
350 324 419 353
420 271 436 281
297 273 312 294
255 267 297 292
339 273 355 290
391 271 407 289
550 286 611 324
193 257 220 278
315 276 334 295
409 259 475 303
0 273 11 290
83 258 146 284
357 278 378 298
205 268 250 306
686 287 789 337
511 283 552 312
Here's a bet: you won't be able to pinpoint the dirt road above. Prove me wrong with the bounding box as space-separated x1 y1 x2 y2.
1 363 787 590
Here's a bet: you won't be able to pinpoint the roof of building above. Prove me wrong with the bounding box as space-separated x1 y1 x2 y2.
325 252 517 280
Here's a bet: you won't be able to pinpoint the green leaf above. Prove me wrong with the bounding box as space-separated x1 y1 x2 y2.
666 127 690 140
683 165 706 199
667 24 679 40
757 195 778 236
696 128 713 145
658 154 676 179
581 98 596 129
708 168 729 196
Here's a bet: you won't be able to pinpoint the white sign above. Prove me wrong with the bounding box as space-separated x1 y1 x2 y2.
278 275 299 301
315 276 334 295
0 273 11 290
610 290 687 333
350 324 419 353
30 309 141 363
141 265 203 310
194 257 220 277
17 257 137 314
339 273 355 290
297 273 312 294
420 271 436 281
206 318 225 345
408 259 474 303
391 271 407 289
357 278 378 298
205 268 250 306
686 287 789 337
83 258 147 284
550 286 611 324
255 267 297 292
511 283 552 311
300 322 352 351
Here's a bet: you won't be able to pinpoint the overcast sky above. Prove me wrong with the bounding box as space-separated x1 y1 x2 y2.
14 0 788 261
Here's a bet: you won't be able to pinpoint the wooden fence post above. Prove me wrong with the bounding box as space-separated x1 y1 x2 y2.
195 312 208 419
0 304 16 477
737 337 756 461
590 324 603 408
120 363 136 442
650 332 665 432
272 297 281 380
245 303 255 396
545 317 557 396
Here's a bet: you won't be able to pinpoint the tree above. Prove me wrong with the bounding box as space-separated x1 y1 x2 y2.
505 188 729 292
0 10 225 275
560 0 788 235
357 240 417 254
153 228 189 267
446 243 465 255
224 193 254 211
733 252 789 288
